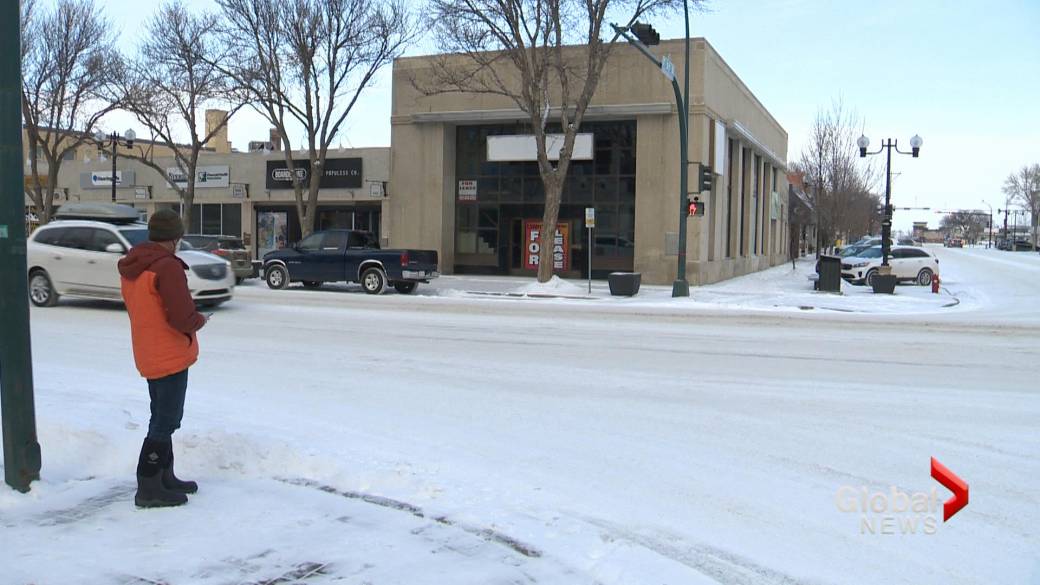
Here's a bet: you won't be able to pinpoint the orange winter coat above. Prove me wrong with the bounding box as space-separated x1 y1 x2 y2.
118 243 206 380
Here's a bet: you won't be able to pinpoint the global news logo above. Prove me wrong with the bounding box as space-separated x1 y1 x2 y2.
835 457 968 535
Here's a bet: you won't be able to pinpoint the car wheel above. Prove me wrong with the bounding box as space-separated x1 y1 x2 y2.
361 267 386 295
265 265 289 290
864 269 879 288
302 281 322 289
393 281 417 295
916 268 933 286
28 270 59 307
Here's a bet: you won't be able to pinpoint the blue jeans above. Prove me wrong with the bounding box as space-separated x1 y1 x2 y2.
147 369 189 440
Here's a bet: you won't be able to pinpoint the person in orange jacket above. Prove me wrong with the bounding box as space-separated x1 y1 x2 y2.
118 209 207 508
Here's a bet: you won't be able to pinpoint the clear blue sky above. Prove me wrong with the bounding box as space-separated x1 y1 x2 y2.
97 0 1040 232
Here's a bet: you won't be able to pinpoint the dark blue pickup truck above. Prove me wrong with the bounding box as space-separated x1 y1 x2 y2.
262 230 438 294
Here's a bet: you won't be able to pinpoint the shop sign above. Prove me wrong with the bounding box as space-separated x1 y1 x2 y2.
458 180 477 201
265 158 363 189
80 170 135 189
167 165 231 189
523 220 570 271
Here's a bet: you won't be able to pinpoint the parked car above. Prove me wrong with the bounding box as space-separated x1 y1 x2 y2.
840 245 939 287
27 204 235 308
262 229 439 294
945 238 964 248
1008 239 1037 251
182 234 253 283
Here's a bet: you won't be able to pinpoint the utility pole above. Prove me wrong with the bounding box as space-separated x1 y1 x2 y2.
1 0 42 492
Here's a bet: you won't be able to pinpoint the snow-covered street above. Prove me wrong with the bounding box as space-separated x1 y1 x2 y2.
3 246 1039 584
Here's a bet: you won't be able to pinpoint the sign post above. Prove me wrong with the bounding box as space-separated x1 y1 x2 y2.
585 207 595 294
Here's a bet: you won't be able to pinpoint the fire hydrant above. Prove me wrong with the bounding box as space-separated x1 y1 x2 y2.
931 272 941 294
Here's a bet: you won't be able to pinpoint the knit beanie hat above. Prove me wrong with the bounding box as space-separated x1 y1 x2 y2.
148 209 185 242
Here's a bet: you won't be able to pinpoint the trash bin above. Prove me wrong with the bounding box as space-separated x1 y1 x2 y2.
816 255 841 293
608 272 641 296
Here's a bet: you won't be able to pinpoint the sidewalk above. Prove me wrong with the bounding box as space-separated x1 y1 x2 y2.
417 258 962 315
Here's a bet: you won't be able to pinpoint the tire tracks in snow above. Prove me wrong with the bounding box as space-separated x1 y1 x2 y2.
274 476 542 558
579 516 821 585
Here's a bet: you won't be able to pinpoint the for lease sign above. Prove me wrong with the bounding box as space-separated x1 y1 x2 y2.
523 220 570 271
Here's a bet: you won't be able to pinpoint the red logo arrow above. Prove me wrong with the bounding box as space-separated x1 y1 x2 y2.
931 457 969 522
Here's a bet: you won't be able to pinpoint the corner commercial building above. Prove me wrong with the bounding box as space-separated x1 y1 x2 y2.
389 38 791 285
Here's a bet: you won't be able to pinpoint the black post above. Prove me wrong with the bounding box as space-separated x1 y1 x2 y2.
110 136 117 203
881 140 893 266
1 0 42 493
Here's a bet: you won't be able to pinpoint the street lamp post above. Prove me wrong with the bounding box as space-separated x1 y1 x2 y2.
857 134 922 269
94 129 136 202
612 1 692 298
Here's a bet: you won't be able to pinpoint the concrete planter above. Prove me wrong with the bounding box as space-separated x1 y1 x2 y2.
871 274 897 294
608 272 641 296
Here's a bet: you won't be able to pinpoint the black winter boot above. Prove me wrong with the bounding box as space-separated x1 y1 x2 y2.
135 438 188 508
161 440 198 495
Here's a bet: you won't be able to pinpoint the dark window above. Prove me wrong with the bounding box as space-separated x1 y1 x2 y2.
33 227 66 246
59 228 94 250
119 228 150 247
297 233 323 251
322 231 349 250
348 232 371 249
911 249 930 258
91 229 123 253
222 204 241 237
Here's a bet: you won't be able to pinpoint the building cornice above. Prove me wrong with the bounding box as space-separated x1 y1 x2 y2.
399 102 674 125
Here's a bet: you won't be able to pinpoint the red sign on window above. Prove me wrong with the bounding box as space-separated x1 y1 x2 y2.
523 220 570 271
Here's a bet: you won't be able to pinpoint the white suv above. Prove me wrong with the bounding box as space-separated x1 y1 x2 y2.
840 245 940 287
27 219 236 308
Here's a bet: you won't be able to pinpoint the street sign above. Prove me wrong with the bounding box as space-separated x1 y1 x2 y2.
661 55 676 81
585 207 595 228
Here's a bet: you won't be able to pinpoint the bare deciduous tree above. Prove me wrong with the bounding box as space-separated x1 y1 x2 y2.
21 0 118 224
216 0 415 238
109 0 245 232
797 100 878 252
417 0 691 282
940 210 987 244
1002 163 1040 247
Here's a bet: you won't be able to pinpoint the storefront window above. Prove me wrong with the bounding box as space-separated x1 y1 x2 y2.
454 121 637 275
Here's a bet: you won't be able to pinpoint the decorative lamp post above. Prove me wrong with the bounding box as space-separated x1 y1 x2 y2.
94 129 137 202
857 134 922 277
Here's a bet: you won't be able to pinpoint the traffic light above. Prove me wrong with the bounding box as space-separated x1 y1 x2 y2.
698 165 713 192
688 196 704 217
631 23 660 46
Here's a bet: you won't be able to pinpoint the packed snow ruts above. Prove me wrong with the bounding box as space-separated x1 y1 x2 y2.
276 476 542 558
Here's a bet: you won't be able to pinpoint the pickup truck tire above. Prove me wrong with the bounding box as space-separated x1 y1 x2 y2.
393 282 417 295
265 265 289 290
302 281 322 289
361 267 387 295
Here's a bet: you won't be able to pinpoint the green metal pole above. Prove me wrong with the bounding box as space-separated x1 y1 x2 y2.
1 0 42 493
671 0 691 298
610 22 690 297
